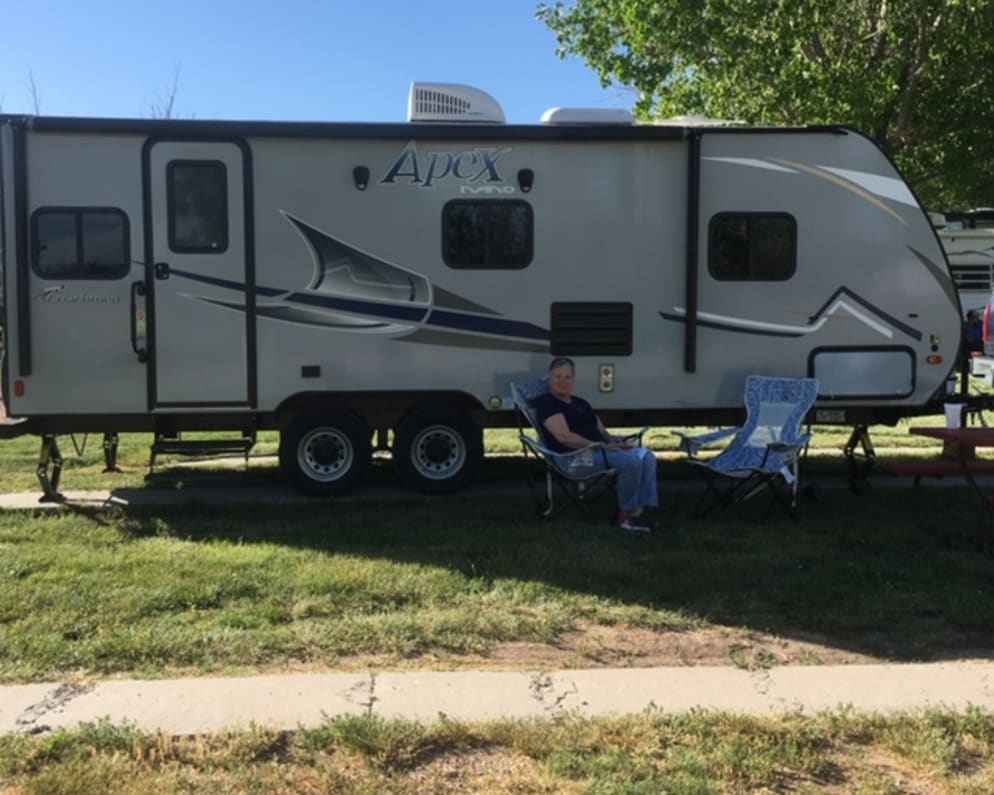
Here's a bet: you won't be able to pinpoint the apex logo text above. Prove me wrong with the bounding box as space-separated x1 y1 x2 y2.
380 143 511 189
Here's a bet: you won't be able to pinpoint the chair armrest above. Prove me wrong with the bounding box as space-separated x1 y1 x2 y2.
614 425 651 445
672 427 738 457
765 433 811 464
519 434 608 458
767 432 811 454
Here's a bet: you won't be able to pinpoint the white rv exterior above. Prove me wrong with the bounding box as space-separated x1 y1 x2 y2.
0 84 963 495
934 210 994 319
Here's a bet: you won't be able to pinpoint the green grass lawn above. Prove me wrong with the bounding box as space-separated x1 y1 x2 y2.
3 413 994 793
2 708 993 794
1 484 991 682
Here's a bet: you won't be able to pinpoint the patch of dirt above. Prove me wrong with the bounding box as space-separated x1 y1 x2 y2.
841 749 945 795
482 622 885 669
264 622 889 676
402 748 541 791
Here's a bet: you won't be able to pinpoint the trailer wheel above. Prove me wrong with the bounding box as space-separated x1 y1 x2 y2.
393 408 483 494
279 410 371 496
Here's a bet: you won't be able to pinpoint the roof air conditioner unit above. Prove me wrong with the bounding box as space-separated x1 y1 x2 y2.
408 82 506 124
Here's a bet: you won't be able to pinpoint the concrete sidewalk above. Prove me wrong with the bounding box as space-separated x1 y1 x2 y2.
3 662 993 735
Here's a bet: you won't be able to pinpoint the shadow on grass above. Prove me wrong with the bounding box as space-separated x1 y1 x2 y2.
104 456 994 665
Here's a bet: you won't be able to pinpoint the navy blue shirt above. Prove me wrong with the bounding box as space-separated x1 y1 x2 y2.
964 319 983 352
534 393 602 453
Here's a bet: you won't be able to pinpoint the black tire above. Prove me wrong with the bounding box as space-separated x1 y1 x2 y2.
279 410 371 496
393 407 483 494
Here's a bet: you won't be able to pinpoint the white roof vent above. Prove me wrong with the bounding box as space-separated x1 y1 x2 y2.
652 114 741 127
541 107 633 125
408 82 505 123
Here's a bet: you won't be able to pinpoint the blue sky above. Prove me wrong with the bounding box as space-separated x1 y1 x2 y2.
1 0 631 123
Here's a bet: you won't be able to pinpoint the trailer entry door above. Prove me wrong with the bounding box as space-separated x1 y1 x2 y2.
146 140 253 408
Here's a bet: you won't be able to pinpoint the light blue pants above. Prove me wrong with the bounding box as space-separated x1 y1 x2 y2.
603 447 659 512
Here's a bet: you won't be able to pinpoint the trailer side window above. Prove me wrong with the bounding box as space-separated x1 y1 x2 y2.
168 160 229 253
708 213 796 280
31 208 129 279
443 200 532 269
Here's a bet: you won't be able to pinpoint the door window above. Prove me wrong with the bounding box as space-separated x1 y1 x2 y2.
167 160 229 253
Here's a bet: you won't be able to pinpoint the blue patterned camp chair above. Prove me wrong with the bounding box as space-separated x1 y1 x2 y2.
673 375 819 520
511 378 646 520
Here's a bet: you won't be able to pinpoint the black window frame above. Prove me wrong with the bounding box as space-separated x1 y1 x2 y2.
441 199 533 270
167 159 229 254
30 206 130 281
707 212 797 281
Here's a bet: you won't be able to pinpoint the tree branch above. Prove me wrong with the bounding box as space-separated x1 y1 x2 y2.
26 69 41 115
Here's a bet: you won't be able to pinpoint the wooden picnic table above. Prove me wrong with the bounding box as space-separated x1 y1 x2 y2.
899 426 994 552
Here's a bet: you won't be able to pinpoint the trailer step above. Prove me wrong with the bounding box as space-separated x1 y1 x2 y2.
149 432 257 474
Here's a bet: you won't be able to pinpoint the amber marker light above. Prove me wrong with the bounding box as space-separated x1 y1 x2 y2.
926 355 943 364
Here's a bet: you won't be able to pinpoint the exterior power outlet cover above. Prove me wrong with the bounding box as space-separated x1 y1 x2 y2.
599 364 614 392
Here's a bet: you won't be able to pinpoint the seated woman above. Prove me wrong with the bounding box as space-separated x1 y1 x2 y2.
534 357 658 531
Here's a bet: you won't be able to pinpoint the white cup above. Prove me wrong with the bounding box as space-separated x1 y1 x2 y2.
944 403 963 428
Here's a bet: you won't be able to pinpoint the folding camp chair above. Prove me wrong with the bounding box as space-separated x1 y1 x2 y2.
511 378 644 520
673 375 819 520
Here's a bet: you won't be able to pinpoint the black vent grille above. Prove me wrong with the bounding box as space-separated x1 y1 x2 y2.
550 302 633 356
950 263 993 291
413 88 471 116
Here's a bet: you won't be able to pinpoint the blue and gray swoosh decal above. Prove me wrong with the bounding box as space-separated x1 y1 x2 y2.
167 210 550 352
660 286 922 341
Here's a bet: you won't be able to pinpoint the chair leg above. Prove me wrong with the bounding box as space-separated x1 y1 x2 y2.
538 472 555 517
695 477 752 520
546 471 619 523
761 481 796 522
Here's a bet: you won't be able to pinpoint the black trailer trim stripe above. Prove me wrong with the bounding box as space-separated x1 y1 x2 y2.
140 139 156 412
153 401 252 409
240 140 258 409
684 131 701 373
0 124 7 399
13 122 30 377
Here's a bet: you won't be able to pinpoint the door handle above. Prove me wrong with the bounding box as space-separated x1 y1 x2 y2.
154 261 171 280
130 281 148 364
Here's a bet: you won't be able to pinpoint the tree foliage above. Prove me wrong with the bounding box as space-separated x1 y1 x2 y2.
538 0 994 208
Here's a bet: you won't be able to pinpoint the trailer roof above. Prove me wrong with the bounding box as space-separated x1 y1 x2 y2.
0 114 849 143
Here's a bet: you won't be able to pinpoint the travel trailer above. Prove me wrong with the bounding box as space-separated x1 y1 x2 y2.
933 209 994 321
930 210 994 385
0 83 963 497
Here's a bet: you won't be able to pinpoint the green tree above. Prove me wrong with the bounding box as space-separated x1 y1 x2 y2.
538 0 994 208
